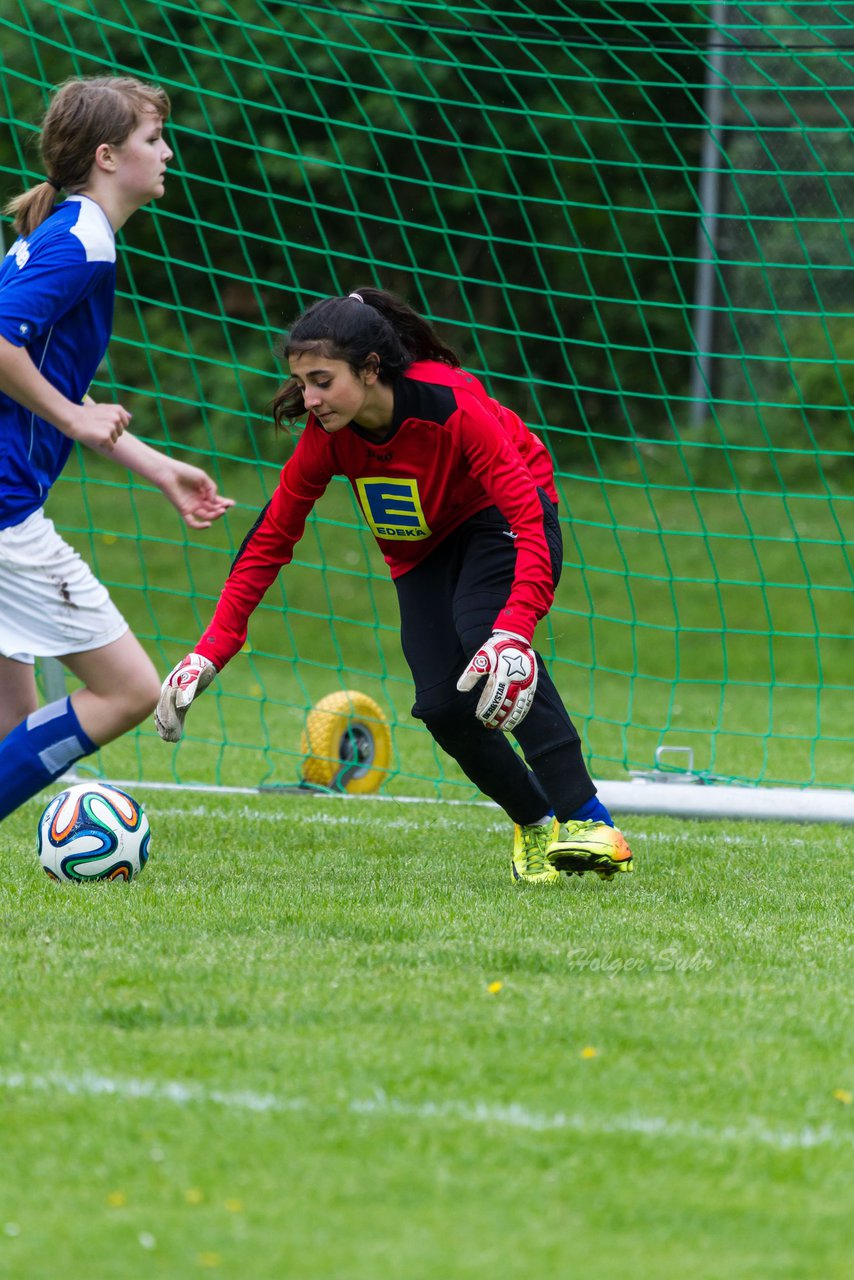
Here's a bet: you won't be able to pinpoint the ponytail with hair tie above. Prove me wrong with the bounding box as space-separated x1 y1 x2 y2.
270 286 462 430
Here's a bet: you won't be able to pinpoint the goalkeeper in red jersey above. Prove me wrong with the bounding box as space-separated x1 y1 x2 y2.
156 287 634 884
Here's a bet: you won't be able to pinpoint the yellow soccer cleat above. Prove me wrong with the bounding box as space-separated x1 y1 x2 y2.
511 818 561 884
547 820 634 880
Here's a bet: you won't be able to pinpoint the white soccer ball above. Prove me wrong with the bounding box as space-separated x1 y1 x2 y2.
37 782 151 882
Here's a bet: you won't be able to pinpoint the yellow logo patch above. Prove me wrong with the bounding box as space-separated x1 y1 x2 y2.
355 477 431 540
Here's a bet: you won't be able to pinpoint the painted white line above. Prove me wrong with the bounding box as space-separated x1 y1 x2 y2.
142 802 506 832
121 801 764 845
104 779 493 806
60 771 854 825
1 1070 848 1151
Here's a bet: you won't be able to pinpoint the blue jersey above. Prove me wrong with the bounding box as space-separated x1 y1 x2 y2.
0 195 116 529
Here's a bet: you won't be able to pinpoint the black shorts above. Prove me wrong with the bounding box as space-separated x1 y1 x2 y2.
394 489 563 717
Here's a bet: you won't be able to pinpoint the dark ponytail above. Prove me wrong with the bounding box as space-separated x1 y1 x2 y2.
271 287 460 428
348 287 460 367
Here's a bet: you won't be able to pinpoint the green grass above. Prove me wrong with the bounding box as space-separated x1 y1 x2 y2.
1 790 852 1279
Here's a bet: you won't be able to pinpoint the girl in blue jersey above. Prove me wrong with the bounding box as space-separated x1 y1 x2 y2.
0 76 233 826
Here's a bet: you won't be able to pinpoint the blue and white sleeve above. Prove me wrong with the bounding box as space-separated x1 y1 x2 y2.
0 236 103 348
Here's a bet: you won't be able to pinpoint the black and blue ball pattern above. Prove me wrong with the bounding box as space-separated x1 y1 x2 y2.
37 782 151 882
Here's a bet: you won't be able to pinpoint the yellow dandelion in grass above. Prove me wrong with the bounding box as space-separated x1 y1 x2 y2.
106 1191 127 1207
833 1089 852 1105
197 1252 221 1268
487 981 503 995
580 1046 597 1059
185 1188 204 1205
224 1199 244 1214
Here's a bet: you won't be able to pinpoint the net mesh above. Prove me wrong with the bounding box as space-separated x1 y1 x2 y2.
0 0 851 795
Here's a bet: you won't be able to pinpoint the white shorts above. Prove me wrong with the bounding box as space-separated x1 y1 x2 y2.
0 509 128 665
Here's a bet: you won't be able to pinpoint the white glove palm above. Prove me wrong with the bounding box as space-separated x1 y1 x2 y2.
456 631 538 732
155 652 217 742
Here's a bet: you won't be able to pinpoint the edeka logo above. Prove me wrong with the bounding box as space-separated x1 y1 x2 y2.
355 477 431 541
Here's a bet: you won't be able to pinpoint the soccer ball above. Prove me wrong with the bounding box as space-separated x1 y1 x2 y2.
37 782 151 882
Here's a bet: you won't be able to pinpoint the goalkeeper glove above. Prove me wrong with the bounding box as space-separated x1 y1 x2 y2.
456 631 538 732
154 652 217 742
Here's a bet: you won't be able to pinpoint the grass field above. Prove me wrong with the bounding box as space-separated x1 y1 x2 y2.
1 789 852 1279
5 442 850 1277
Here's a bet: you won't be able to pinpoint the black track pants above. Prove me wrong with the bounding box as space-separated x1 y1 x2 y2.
393 496 596 825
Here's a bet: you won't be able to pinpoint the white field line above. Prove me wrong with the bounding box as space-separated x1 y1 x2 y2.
93 777 854 827
109 780 493 804
0 1070 849 1151
108 788 803 845
136 802 768 845
142 801 450 824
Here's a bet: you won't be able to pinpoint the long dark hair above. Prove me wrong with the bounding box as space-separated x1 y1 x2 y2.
271 287 460 428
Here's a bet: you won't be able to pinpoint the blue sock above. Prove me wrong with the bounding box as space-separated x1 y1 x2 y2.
0 697 96 823
568 794 614 827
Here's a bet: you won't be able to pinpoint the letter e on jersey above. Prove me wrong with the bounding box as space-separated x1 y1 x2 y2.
355 477 431 541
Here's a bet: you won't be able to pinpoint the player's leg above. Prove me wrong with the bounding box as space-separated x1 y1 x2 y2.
450 497 593 811
394 528 554 826
395 517 560 883
0 688 97 824
452 498 633 880
0 654 38 738
0 633 159 825
63 631 160 744
0 511 157 825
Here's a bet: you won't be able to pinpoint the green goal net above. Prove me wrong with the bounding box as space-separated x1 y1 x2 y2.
0 1 851 798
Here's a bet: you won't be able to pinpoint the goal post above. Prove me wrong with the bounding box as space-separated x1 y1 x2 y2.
0 1 851 822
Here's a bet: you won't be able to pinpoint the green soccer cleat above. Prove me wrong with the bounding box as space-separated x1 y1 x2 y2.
511 818 561 884
546 820 634 880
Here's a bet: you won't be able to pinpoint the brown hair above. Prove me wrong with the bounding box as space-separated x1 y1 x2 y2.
4 76 171 236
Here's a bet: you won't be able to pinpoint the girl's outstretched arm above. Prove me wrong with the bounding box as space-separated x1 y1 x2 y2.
95 429 234 528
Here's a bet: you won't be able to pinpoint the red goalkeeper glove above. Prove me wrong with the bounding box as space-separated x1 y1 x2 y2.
456 631 538 732
154 652 217 742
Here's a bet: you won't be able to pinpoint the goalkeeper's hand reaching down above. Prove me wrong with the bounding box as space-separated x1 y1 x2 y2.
155 653 217 742
456 631 538 732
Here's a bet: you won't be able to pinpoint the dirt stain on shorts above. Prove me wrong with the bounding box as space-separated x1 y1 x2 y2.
51 576 77 608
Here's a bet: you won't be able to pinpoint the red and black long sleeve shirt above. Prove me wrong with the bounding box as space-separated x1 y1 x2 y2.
195 360 560 670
